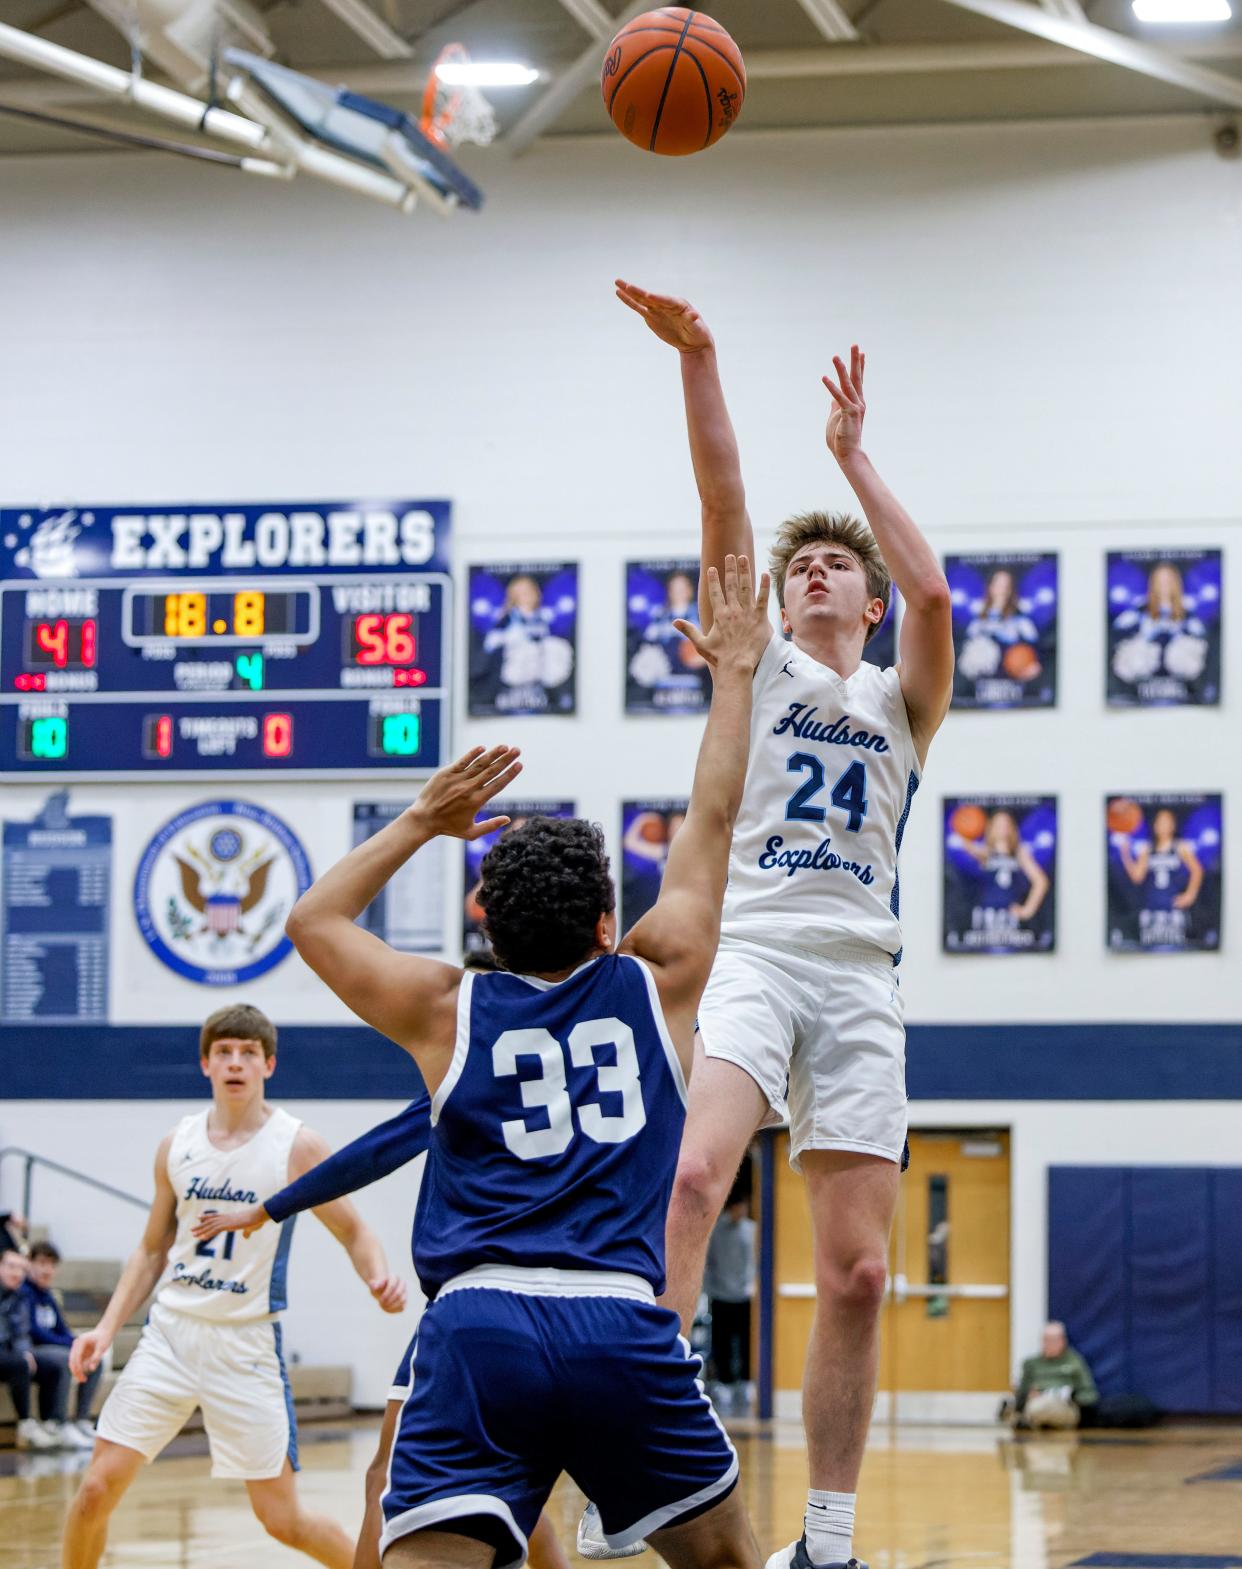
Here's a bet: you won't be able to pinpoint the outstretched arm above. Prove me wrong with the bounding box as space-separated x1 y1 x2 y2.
622 557 771 1068
1118 838 1148 886
822 347 953 759
292 1128 407 1314
286 747 521 1082
616 280 755 631
70 1135 177 1381
192 1095 431 1244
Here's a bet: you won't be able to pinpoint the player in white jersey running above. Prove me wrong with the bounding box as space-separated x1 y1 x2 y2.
62 1003 408 1569
615 282 955 1569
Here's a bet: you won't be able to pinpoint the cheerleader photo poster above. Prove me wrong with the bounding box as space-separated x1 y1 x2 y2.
468 561 578 717
943 796 1057 955
947 552 1058 710
625 560 711 715
1106 549 1221 707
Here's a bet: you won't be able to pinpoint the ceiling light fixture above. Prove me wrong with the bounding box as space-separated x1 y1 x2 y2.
1132 0 1232 21
435 62 540 88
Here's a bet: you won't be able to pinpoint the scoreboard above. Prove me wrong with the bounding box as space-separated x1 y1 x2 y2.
0 501 452 779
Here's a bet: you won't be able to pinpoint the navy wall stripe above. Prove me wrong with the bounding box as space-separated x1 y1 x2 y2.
1 1021 1240 1101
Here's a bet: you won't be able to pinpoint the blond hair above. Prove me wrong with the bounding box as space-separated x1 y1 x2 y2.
199 1003 277 1060
769 511 891 644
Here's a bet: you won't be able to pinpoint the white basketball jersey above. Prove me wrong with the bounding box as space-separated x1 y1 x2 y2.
157 1106 301 1323
720 634 922 961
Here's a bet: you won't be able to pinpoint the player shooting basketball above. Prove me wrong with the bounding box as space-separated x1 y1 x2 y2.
614 281 955 1569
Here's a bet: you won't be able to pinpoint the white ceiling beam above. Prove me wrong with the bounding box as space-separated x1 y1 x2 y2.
793 0 860 43
1040 0 1087 21
506 0 652 154
552 0 615 42
317 0 413 60
939 0 1242 109
7 35 1242 116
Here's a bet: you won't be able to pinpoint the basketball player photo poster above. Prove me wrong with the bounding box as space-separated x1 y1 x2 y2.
463 799 576 957
625 560 710 715
621 800 689 931
468 562 577 717
943 796 1057 955
1106 793 1222 953
1106 549 1222 707
946 552 1058 709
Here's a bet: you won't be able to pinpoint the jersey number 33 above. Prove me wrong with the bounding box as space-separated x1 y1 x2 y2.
493 1016 647 1162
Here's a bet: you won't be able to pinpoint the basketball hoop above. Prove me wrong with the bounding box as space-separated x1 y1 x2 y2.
421 43 498 150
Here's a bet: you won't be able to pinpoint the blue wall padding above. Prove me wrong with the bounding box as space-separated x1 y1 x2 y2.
1129 1169 1212 1412
1047 1166 1130 1398
1212 1170 1242 1412
1048 1166 1242 1415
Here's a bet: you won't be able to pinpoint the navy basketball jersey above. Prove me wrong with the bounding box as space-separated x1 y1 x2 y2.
413 955 687 1300
980 851 1026 910
1147 847 1187 910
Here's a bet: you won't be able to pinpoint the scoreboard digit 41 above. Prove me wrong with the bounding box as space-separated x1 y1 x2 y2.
0 501 453 778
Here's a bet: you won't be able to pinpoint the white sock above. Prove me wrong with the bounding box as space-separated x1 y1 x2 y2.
804 1490 856 1565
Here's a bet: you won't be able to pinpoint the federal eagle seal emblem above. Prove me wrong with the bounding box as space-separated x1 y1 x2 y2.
134 800 312 985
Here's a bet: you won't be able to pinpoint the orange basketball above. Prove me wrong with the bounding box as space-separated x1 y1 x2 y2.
1002 642 1042 681
637 813 668 845
601 8 745 157
1108 798 1144 836
950 804 988 842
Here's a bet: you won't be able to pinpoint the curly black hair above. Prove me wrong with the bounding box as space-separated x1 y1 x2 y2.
477 817 615 976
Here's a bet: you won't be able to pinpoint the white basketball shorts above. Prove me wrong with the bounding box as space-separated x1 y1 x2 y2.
97 1302 297 1480
697 936 907 1170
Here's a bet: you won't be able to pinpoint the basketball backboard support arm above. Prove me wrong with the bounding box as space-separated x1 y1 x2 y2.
224 50 484 213
0 23 480 214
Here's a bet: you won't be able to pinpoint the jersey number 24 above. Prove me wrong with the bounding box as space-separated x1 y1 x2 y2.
492 1017 646 1162
786 754 868 832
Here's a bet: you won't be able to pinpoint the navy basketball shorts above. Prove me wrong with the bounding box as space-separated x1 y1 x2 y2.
380 1274 738 1568
389 1332 415 1402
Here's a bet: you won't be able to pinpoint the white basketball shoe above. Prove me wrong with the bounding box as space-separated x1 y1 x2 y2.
765 1538 868 1569
576 1502 647 1560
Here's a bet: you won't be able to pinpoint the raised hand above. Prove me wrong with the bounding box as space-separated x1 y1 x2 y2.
822 344 866 466
369 1274 408 1314
615 279 715 353
409 745 522 842
675 555 771 673
192 1202 269 1243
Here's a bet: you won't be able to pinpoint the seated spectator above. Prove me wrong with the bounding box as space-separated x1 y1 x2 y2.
704 1185 757 1416
23 1242 96 1449
1011 1320 1099 1429
1 1247 62 1451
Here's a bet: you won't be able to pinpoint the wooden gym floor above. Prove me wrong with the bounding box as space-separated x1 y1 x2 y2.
4 1416 1241 1568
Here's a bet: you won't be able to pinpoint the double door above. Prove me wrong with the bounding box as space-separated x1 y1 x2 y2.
770 1129 1011 1401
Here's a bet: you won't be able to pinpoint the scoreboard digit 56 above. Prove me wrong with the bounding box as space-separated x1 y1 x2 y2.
0 501 453 778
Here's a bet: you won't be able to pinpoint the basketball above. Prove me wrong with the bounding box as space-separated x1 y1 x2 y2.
637 812 668 844
601 8 746 156
950 804 988 842
1108 798 1144 836
1002 642 1042 681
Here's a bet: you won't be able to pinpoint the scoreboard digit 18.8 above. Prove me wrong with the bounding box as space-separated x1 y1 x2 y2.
0 500 452 778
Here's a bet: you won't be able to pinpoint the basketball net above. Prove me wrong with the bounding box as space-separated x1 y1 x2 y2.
421 44 498 150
